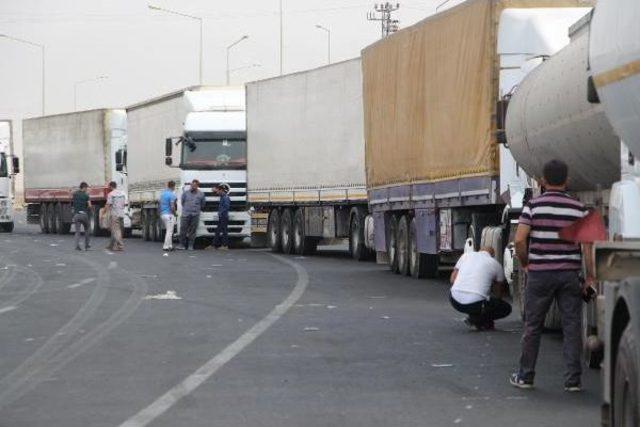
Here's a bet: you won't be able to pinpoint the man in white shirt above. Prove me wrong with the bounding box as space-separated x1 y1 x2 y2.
450 247 511 330
106 181 126 252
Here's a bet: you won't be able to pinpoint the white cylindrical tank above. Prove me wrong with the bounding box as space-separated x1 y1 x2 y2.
506 19 620 191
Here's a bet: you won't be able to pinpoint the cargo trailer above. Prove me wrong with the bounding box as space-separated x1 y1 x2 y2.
247 59 371 258
22 109 128 235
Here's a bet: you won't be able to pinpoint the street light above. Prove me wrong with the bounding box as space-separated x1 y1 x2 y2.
226 35 249 85
74 75 108 110
315 25 331 65
0 34 45 115
148 4 203 85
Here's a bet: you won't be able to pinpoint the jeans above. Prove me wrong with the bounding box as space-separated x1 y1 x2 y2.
73 212 90 249
518 270 582 385
161 214 175 250
108 216 124 250
214 213 229 247
180 214 199 249
450 294 512 326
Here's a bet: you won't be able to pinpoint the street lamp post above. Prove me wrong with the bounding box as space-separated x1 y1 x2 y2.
0 34 45 115
315 25 331 65
226 35 249 85
74 76 108 110
148 4 203 85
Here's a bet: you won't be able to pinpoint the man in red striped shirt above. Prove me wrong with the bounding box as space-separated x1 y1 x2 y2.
509 160 594 392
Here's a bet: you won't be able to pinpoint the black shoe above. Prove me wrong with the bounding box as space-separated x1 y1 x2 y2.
509 373 534 389
564 382 581 392
75 246 82 251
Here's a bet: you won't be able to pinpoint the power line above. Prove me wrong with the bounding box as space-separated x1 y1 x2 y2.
366 3 400 39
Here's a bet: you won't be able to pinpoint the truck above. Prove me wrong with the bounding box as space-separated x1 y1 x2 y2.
0 120 19 232
360 0 593 291
246 59 371 258
503 0 640 423
22 109 129 236
126 86 250 245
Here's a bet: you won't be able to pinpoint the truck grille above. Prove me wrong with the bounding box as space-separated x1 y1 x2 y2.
204 219 246 234
199 182 247 212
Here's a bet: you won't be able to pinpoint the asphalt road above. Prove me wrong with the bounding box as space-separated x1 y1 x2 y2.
0 218 601 426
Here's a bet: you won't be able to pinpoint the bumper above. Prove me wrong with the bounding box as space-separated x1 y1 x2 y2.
195 211 251 238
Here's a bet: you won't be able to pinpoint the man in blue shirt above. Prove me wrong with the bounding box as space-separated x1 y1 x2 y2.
159 180 177 251
213 183 231 250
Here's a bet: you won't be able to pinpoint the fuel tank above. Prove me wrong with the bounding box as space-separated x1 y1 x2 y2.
505 16 619 191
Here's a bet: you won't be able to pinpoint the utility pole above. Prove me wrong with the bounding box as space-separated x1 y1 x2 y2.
279 0 284 75
367 3 400 39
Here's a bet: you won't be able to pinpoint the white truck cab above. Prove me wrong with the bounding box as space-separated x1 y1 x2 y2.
0 120 19 232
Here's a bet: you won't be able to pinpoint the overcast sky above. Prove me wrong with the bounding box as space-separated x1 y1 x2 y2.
0 0 458 119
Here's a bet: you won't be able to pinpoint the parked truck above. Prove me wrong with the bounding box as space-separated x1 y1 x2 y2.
504 0 640 423
247 59 370 258
361 0 592 286
126 86 250 245
22 109 129 235
0 120 19 232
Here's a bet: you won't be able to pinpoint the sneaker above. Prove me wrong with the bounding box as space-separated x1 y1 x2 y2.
75 246 82 251
509 373 534 389
564 383 582 392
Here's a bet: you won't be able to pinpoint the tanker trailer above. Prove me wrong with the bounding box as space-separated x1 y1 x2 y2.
505 4 640 422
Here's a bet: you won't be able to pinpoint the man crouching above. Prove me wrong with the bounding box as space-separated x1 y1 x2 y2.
449 247 512 331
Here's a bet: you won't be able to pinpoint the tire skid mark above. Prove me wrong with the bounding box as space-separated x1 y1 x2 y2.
0 267 43 313
0 256 148 409
0 256 109 409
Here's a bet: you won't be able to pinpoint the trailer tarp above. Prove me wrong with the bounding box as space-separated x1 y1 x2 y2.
361 0 594 189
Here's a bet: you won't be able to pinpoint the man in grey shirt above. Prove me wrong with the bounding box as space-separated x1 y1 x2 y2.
177 179 206 250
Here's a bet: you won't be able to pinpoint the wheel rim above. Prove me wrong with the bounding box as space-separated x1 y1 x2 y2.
269 214 279 247
294 221 302 249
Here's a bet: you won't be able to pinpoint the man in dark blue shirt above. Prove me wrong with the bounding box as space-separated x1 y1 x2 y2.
213 183 231 250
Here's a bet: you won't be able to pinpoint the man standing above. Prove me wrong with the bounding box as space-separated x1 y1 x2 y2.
510 160 592 392
159 181 177 251
178 179 205 250
72 182 92 251
449 247 511 330
213 183 231 250
106 181 126 252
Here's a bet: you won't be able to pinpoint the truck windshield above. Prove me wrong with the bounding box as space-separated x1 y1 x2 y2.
181 136 247 170
0 153 7 177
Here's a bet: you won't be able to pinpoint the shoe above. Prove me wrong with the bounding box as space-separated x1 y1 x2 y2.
75 246 82 251
564 383 581 392
163 248 171 252
478 320 495 331
509 373 534 389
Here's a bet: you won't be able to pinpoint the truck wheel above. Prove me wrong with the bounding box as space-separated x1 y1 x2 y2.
150 212 160 242
39 204 49 234
48 203 58 234
55 204 66 234
409 217 427 279
93 207 103 237
387 216 399 273
142 209 151 241
155 214 163 242
293 209 316 255
267 209 282 252
613 325 639 427
397 215 410 276
349 209 367 261
423 254 439 279
280 209 294 254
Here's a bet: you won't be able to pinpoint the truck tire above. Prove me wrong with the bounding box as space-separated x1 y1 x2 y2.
93 207 103 237
613 325 639 427
280 209 294 254
267 209 282 252
387 215 399 273
150 211 160 242
0 222 14 233
154 213 163 242
55 203 70 234
397 215 410 276
39 203 49 234
409 217 427 279
48 203 58 234
349 209 367 261
142 209 151 242
293 209 317 255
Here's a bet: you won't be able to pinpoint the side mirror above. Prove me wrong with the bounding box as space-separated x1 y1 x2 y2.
11 157 19 174
587 76 600 104
165 138 173 157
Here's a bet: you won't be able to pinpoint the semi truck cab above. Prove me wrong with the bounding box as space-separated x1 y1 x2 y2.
0 121 19 233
